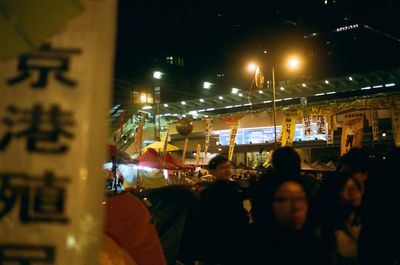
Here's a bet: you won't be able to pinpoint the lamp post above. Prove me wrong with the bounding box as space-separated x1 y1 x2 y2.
271 66 277 149
153 71 162 140
248 56 300 149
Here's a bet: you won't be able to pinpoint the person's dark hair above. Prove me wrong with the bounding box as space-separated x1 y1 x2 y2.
207 155 229 171
319 172 362 229
272 147 301 176
338 147 369 173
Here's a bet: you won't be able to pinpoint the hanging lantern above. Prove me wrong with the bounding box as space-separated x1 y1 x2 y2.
176 117 193 136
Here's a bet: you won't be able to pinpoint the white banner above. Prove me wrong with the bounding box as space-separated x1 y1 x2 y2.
327 130 334 145
316 115 327 135
371 109 379 142
392 108 400 147
0 1 117 264
303 116 313 136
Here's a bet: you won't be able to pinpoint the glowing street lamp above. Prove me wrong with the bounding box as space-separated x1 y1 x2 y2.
247 56 301 148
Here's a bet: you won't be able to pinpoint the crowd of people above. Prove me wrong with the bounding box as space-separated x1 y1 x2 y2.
102 146 400 265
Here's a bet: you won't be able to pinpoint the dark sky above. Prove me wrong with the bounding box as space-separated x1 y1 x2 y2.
114 0 400 103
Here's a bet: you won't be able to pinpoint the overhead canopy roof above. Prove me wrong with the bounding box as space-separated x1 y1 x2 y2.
160 68 400 117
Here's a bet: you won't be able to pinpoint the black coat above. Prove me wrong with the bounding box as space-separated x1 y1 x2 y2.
198 180 249 265
248 223 323 265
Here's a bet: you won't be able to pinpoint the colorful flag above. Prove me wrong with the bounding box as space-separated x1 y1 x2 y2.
341 112 364 155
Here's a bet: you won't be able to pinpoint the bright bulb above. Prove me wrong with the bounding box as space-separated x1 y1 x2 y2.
288 58 299 69
231 88 239 94
153 71 162 79
203 81 212 89
140 95 147 103
248 63 258 72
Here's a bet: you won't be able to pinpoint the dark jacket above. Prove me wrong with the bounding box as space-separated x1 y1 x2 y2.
198 180 249 265
249 223 323 265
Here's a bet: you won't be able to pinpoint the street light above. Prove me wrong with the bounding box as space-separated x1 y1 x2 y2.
247 56 301 148
153 71 163 140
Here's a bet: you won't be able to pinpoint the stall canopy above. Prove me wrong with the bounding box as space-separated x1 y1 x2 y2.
162 153 194 170
135 148 177 170
142 141 179 152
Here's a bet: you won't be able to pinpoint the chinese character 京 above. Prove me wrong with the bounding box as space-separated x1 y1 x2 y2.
0 104 75 153
7 43 81 89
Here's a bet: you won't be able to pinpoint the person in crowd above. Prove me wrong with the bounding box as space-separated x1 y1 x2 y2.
198 155 249 265
358 147 400 265
337 147 369 185
249 173 323 265
251 147 306 225
271 146 301 176
318 173 364 265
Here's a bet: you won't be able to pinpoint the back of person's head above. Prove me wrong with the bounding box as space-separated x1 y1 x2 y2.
271 147 301 176
338 148 369 174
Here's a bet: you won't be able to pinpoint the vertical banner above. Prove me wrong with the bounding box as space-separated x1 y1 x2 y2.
134 114 145 152
316 115 327 135
0 1 117 265
392 108 400 147
371 109 379 142
195 143 201 166
327 130 334 145
228 121 239 161
341 112 364 155
328 114 337 131
161 130 169 152
204 118 213 159
281 116 295 147
303 116 313 136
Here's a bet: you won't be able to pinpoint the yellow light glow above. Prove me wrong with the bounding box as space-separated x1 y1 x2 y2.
288 58 300 69
140 94 147 103
247 63 258 73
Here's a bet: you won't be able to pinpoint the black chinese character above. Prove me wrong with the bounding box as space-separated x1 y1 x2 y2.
0 172 69 223
0 244 55 265
0 173 19 219
7 43 81 89
0 104 74 153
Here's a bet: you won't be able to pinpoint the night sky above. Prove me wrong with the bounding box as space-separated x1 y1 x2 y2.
114 0 400 103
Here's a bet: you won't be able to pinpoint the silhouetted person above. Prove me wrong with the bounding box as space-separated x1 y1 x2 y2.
198 155 249 265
